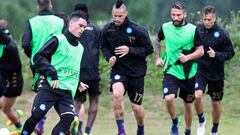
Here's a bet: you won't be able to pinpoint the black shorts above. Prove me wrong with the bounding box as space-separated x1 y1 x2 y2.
195 73 224 101
32 79 75 115
74 80 101 103
162 74 195 103
110 72 144 105
0 70 23 98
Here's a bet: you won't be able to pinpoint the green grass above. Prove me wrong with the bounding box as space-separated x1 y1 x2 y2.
1 38 240 134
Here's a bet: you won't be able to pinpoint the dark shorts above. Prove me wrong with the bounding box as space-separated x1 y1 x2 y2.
162 74 195 103
195 73 224 101
74 80 101 103
32 79 75 115
0 70 23 98
110 72 144 105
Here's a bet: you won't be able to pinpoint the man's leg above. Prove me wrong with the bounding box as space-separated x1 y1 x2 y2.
165 94 180 135
84 95 99 135
112 82 125 135
211 100 221 133
194 90 206 135
183 101 193 135
52 113 74 135
1 97 22 129
131 103 144 135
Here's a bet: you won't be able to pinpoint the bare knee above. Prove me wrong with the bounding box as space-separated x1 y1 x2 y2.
164 94 175 103
195 90 203 101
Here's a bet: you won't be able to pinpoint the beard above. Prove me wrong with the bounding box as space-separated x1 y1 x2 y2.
172 19 184 27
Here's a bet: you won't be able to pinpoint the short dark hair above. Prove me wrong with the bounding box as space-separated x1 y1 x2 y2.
74 3 89 21
37 0 51 10
172 1 186 12
70 11 88 22
202 5 216 15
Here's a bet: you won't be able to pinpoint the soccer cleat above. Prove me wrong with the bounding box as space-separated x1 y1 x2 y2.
70 116 79 135
171 118 181 135
7 109 24 126
210 132 218 135
9 127 22 135
197 120 206 135
34 117 46 135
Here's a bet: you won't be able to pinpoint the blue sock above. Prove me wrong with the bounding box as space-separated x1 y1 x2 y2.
198 113 205 123
211 122 219 133
78 121 83 133
137 125 144 134
116 119 125 133
172 117 179 128
185 129 191 135
85 127 91 134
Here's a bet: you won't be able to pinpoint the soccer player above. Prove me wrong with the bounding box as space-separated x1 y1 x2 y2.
21 0 64 134
101 1 153 135
21 11 88 135
0 19 23 134
155 2 204 135
194 5 235 135
72 3 101 135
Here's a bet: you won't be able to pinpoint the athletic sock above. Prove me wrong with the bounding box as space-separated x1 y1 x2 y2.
185 128 191 135
85 127 91 134
211 122 219 133
198 112 205 123
78 121 83 134
137 125 144 135
172 117 179 128
15 122 23 128
116 119 125 133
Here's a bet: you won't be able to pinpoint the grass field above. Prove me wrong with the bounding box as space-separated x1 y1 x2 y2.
1 48 240 135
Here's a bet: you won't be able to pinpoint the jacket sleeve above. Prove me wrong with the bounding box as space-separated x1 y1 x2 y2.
21 21 32 58
33 37 59 80
0 28 10 44
128 28 153 58
100 27 113 61
215 32 235 61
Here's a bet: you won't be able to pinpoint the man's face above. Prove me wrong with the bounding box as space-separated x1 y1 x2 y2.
171 8 186 27
112 8 128 27
69 18 87 38
203 13 216 29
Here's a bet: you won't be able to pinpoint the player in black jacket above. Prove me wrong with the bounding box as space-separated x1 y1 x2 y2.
101 1 153 135
0 19 23 134
194 6 235 135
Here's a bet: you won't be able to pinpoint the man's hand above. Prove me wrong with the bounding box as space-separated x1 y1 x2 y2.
109 56 117 66
207 47 216 58
115 45 129 58
50 80 59 89
78 82 89 92
179 53 189 63
155 58 165 67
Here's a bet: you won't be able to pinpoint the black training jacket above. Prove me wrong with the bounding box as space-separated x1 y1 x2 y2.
197 23 235 81
101 17 153 77
79 23 100 81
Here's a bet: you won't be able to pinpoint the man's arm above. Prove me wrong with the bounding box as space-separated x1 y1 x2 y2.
127 28 153 58
33 37 59 80
214 31 235 61
21 21 32 58
100 27 113 61
0 28 10 44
